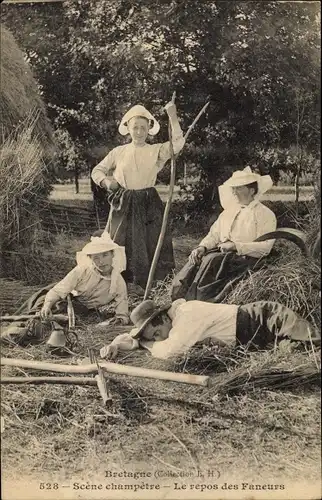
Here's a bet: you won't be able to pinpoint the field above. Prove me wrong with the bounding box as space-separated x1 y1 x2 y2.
1 184 321 500
50 178 316 203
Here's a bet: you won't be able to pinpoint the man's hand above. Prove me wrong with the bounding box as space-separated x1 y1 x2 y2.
218 241 236 253
189 246 206 265
100 344 119 360
164 101 177 119
40 303 52 320
101 179 119 192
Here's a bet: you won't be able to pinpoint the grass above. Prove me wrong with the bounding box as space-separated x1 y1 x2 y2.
1 191 321 498
1 336 321 493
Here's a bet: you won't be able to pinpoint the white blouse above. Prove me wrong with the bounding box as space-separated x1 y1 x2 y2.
199 200 277 258
44 263 128 319
106 299 238 359
91 132 185 190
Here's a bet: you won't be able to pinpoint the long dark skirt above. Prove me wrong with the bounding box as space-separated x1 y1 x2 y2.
106 187 175 288
171 251 259 303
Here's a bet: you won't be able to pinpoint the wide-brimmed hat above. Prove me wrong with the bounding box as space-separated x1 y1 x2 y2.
76 232 126 290
118 105 160 136
80 232 121 256
129 300 170 339
218 167 273 209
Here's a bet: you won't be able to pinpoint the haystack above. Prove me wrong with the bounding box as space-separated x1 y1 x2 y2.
0 25 54 150
0 25 56 283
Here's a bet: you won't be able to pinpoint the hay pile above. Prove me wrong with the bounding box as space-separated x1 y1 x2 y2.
0 26 56 280
223 201 321 327
0 26 54 151
223 250 320 325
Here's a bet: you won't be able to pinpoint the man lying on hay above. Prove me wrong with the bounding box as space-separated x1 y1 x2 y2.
171 167 277 303
100 298 321 360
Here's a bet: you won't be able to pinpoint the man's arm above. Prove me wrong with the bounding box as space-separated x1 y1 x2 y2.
100 333 139 359
41 267 82 318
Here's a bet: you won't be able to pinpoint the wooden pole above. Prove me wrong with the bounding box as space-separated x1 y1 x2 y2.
0 314 68 323
1 357 209 387
143 98 210 299
1 376 97 386
144 92 176 300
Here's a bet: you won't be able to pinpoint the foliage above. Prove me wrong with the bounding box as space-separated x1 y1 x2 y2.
2 1 320 212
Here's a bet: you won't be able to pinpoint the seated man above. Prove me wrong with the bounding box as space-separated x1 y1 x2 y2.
171 167 277 302
100 299 320 360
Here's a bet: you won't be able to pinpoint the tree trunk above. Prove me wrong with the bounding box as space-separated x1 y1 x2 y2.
294 164 301 212
74 167 79 194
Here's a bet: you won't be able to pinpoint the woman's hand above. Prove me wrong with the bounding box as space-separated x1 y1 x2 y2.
189 246 206 265
164 101 177 119
218 241 236 253
101 179 119 192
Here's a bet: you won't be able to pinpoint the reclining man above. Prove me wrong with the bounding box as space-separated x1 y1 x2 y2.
1 233 129 346
39 232 129 326
100 298 320 360
171 167 277 302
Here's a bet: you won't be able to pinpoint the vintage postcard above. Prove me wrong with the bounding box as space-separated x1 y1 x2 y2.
0 1 321 499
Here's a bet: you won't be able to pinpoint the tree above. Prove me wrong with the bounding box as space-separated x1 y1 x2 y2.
3 0 320 214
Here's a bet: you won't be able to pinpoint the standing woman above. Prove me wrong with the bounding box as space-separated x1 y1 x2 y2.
91 101 185 289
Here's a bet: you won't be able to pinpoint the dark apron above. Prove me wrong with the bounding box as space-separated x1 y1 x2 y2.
171 251 258 303
106 186 175 288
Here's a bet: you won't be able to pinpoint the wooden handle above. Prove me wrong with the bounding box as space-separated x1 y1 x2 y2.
1 357 209 387
1 376 97 386
0 314 69 323
67 294 75 329
95 370 113 405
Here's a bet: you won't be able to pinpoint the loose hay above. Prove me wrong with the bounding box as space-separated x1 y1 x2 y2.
0 25 56 281
224 250 320 326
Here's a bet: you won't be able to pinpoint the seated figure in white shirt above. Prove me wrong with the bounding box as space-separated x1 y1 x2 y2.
171 167 277 303
100 299 320 361
39 232 129 326
91 101 185 289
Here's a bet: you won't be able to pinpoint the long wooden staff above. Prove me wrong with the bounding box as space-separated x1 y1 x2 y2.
144 97 210 299
1 357 209 387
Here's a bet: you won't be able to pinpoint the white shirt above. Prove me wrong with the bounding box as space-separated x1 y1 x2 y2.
44 262 128 319
91 130 185 190
199 200 277 258
108 299 239 359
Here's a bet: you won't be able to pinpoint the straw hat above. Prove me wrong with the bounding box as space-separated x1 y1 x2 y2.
76 233 126 298
118 105 160 136
129 300 170 339
79 232 121 256
218 167 273 209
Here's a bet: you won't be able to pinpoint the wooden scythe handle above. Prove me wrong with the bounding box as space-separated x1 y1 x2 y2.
144 92 177 300
143 97 210 299
1 357 209 387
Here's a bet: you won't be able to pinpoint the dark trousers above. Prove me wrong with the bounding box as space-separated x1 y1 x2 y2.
236 301 320 348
